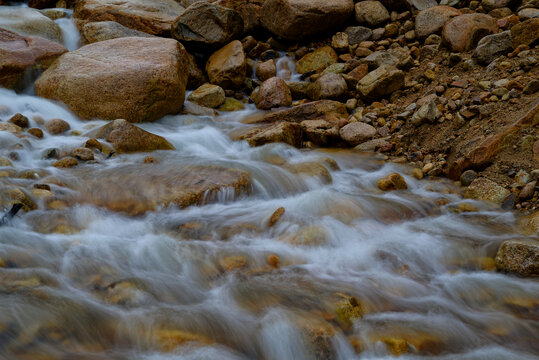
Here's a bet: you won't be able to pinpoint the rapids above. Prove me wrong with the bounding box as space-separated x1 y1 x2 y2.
0 10 538 360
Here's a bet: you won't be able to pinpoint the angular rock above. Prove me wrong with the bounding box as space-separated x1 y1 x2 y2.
260 100 348 123
256 59 276 81
300 119 340 146
465 177 510 204
286 81 310 100
481 0 512 12
171 2 243 46
0 29 67 89
344 26 372 45
215 0 263 33
495 240 539 277
474 30 512 64
206 40 246 89
187 83 226 108
254 77 292 110
231 122 302 147
35 37 189 122
415 6 461 38
410 98 440 126
377 173 408 191
69 164 251 215
53 156 78 168
296 46 338 74
81 21 154 44
0 7 63 43
355 1 390 26
89 119 174 153
307 73 348 100
339 121 376 145
260 0 354 40
364 51 399 70
71 147 94 161
74 0 185 36
8 113 29 128
510 18 539 47
357 65 405 100
442 14 498 52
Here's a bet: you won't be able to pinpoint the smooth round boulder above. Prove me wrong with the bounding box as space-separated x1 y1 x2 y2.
256 60 277 82
187 83 226 108
415 6 461 38
254 77 292 110
0 6 63 43
307 73 348 100
34 37 189 122
205 40 246 89
355 1 390 27
442 14 498 52
172 2 243 46
260 0 354 41
339 121 376 145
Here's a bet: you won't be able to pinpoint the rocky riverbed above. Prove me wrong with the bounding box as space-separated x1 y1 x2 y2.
0 0 538 359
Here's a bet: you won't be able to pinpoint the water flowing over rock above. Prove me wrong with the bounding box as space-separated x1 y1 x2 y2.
34 37 189 122
260 0 354 40
205 40 246 89
172 2 243 46
73 0 185 36
0 28 67 89
0 6 63 43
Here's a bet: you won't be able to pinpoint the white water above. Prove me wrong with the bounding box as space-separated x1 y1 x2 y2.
0 10 538 360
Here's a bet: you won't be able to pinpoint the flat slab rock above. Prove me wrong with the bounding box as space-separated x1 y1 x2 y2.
63 164 251 215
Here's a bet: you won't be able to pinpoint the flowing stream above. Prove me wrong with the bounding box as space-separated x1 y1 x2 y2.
0 11 538 360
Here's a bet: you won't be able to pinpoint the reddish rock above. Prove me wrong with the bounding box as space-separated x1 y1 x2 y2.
510 18 539 48
442 14 498 52
0 28 67 89
415 6 461 38
254 77 292 110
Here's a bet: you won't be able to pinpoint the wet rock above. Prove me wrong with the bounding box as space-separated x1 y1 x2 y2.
232 122 302 147
70 164 251 215
0 7 63 43
73 0 185 36
187 83 226 108
345 26 372 45
254 77 292 110
357 65 405 100
35 37 188 123
153 328 213 351
333 295 363 331
286 81 310 100
219 97 245 111
354 137 391 152
260 0 354 40
44 118 70 135
510 18 539 47
89 119 174 153
81 21 154 43
296 46 338 74
301 119 340 146
71 147 94 161
289 225 329 246
269 207 285 227
53 156 78 168
339 122 376 146
355 1 390 26
377 173 408 191
8 113 29 128
27 128 43 138
206 40 246 89
219 255 248 271
519 181 536 200
0 122 21 134
0 29 67 89
172 2 243 46
442 14 498 52
410 98 440 126
0 187 36 212
465 177 510 204
214 0 263 33
495 240 538 276
474 30 512 64
260 100 348 123
415 6 461 38
256 60 276 82
460 169 478 186
307 73 348 100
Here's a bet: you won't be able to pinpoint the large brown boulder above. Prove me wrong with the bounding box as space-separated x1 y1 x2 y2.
510 18 539 48
74 0 185 36
88 119 175 153
464 177 510 205
495 240 539 277
34 37 189 122
260 100 348 123
254 77 292 110
172 2 243 46
0 7 63 43
67 164 251 215
0 28 67 89
442 14 498 52
215 0 263 33
260 0 354 40
81 21 154 44
205 40 246 89
415 6 461 38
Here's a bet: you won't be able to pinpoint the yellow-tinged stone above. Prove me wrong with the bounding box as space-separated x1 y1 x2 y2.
412 168 423 179
289 225 329 246
334 295 363 331
0 256 5 268
47 200 68 210
154 328 212 352
381 337 409 355
377 173 408 191
30 188 53 199
219 255 248 272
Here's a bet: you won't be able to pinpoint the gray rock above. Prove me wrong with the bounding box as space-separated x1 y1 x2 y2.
355 1 390 26
410 98 440 126
460 169 478 186
474 30 513 64
364 51 399 70
339 121 377 145
0 7 63 43
344 26 372 44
